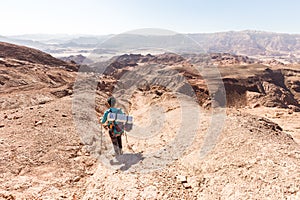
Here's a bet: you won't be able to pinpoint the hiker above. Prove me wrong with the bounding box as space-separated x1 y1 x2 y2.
101 96 124 155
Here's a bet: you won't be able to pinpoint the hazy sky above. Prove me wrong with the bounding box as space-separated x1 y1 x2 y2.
1 0 299 35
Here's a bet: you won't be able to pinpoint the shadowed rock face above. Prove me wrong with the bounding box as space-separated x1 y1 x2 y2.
222 68 300 108
95 53 300 110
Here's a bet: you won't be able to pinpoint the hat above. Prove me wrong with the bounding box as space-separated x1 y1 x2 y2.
107 96 116 107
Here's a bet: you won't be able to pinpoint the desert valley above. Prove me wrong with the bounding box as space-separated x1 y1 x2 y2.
0 31 300 199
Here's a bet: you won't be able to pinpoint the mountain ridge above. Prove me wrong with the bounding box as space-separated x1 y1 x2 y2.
1 30 300 64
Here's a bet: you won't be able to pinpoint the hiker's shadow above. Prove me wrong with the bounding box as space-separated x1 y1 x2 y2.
110 152 144 171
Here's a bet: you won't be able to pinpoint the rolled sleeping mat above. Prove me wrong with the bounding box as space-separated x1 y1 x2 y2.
107 112 116 121
126 116 133 124
116 113 127 123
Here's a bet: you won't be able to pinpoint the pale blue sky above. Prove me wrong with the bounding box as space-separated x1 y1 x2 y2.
1 0 299 35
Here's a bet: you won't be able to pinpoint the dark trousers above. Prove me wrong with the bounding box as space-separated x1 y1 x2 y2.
109 129 122 154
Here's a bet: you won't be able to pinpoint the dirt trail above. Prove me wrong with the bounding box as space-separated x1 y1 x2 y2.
80 89 300 199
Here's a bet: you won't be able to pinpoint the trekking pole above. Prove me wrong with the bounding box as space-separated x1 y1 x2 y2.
100 118 103 155
125 131 135 153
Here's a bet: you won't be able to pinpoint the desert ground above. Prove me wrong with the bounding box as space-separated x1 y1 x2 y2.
0 42 300 199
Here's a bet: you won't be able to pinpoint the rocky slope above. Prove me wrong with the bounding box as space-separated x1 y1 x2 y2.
0 42 79 111
0 42 71 67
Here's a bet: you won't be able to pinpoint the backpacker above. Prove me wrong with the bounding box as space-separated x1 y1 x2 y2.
107 108 124 136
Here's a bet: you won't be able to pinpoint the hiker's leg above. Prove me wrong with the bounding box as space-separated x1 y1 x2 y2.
117 136 122 149
117 136 122 154
109 130 120 155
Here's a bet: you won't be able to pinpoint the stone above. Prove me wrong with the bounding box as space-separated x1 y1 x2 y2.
13 116 22 120
73 176 81 182
34 120 43 126
252 103 260 108
183 182 192 189
176 175 187 183
288 105 300 112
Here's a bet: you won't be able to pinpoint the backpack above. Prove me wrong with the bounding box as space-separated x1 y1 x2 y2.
124 116 133 132
108 108 124 136
107 108 133 134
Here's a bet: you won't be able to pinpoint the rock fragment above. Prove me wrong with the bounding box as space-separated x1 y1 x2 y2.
176 175 187 183
34 120 43 126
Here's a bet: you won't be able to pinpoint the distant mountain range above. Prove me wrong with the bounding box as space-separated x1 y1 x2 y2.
1 31 300 63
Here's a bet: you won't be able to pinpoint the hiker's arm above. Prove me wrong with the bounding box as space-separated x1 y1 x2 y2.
101 110 109 124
